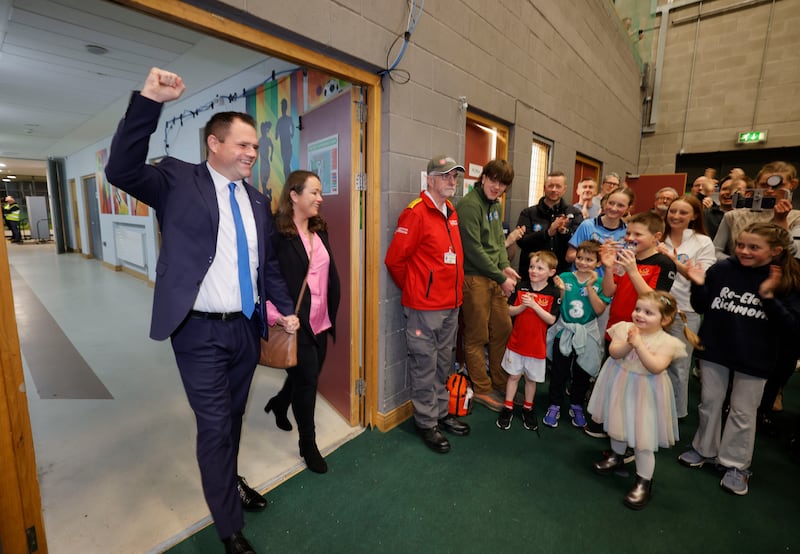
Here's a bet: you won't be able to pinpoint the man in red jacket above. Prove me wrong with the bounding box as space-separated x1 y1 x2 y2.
385 155 471 453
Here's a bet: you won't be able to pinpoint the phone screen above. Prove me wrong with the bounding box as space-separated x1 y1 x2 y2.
733 188 791 211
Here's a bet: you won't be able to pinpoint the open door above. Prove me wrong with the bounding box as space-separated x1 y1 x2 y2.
82 174 102 260
298 87 359 424
69 179 83 252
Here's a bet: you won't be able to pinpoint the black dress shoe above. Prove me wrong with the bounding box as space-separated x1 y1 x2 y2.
223 531 256 554
416 425 450 453
299 440 328 474
593 451 625 475
438 415 471 436
237 476 267 512
264 396 293 431
624 475 653 510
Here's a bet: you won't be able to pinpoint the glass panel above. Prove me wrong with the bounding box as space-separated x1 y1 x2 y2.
529 138 551 206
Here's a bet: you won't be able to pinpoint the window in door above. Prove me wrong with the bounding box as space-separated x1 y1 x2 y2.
529 134 553 206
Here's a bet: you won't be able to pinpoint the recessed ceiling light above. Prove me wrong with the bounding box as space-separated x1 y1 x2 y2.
0 163 6 167
86 44 109 55
2 178 11 182
8 175 16 179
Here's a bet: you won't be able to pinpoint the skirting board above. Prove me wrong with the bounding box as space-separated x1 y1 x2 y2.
373 400 413 432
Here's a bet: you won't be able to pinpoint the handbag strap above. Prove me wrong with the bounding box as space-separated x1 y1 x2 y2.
294 233 314 315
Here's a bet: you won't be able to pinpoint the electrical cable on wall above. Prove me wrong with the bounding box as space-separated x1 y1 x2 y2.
378 0 424 84
162 68 296 154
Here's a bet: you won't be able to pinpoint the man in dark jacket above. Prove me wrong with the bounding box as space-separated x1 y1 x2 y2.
515 171 582 274
105 67 297 554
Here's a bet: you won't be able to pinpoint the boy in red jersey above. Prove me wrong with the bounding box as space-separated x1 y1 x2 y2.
496 251 561 432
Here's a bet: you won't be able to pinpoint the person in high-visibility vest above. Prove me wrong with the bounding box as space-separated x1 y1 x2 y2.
3 196 22 243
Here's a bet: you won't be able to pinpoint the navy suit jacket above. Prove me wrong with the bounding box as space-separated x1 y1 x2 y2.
105 92 294 340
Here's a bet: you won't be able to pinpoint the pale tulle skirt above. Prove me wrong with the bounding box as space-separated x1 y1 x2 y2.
587 358 679 451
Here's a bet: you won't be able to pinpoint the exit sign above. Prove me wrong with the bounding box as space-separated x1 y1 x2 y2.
737 131 767 144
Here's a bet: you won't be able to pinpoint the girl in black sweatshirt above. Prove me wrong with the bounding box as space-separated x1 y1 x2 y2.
678 223 800 496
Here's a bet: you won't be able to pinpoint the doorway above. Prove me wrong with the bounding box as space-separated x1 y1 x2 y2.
69 179 82 252
463 111 510 210
111 1 382 429
82 174 102 260
573 154 601 203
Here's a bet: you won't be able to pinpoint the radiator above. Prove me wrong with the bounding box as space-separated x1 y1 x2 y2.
114 224 147 269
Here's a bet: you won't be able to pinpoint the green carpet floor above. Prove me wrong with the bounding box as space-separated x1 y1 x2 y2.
168 373 799 553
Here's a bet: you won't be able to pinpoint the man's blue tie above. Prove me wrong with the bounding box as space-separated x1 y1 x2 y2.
229 182 254 318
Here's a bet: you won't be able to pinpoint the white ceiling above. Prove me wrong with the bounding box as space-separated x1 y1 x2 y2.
0 0 272 179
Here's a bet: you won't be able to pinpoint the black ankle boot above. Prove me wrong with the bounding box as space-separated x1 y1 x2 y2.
299 440 328 474
593 450 625 475
624 475 653 510
264 396 292 431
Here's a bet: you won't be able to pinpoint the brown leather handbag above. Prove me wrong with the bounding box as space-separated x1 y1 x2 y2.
259 239 312 368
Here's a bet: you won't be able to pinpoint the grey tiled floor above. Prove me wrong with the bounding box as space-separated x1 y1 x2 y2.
8 243 360 553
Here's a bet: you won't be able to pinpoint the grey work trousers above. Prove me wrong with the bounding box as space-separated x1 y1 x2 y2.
404 306 459 428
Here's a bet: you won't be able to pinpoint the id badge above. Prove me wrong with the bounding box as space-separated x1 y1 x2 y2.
444 251 457 265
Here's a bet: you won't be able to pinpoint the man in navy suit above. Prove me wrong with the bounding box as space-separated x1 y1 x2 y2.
106 67 298 554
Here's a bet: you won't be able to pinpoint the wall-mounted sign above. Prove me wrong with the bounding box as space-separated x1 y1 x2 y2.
737 131 767 144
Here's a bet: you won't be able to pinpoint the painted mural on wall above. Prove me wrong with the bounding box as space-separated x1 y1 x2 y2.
246 68 349 211
98 148 113 214
99 147 149 216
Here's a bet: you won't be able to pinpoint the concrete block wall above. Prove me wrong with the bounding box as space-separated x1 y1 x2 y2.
640 0 800 173
213 0 642 417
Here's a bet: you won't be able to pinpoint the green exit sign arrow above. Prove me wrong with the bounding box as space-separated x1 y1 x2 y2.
737 131 767 144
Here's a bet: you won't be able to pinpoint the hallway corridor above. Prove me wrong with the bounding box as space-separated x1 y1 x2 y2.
8 243 360 553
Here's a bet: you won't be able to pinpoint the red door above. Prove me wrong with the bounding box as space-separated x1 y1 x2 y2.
299 90 354 422
573 157 600 203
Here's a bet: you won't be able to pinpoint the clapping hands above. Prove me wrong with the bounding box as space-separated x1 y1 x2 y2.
685 260 706 285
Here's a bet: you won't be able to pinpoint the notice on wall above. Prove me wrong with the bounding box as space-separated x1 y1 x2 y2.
307 134 339 196
463 179 477 195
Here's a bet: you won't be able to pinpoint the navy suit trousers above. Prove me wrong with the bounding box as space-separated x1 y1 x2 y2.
171 315 260 539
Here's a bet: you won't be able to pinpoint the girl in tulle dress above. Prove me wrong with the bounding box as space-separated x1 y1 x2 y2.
588 290 700 509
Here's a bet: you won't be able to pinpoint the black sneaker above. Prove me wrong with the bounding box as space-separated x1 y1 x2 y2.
496 407 513 430
522 408 539 432
584 418 608 439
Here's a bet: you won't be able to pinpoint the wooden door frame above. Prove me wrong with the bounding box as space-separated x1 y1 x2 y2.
115 0 382 427
1 238 48 553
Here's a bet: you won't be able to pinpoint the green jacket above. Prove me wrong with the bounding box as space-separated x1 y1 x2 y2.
456 187 509 284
